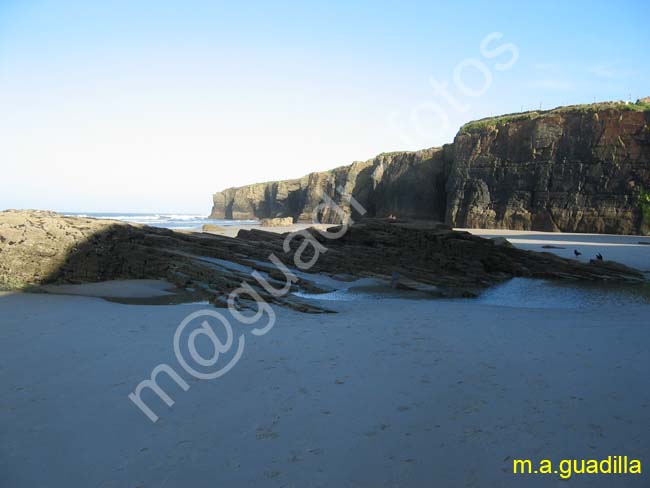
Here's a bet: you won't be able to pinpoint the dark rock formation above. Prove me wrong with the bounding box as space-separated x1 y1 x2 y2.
211 102 650 234
0 210 330 312
1 211 645 312
237 218 646 292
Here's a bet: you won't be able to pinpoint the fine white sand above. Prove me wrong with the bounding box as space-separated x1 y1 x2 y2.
461 228 650 271
1 282 649 487
200 223 333 238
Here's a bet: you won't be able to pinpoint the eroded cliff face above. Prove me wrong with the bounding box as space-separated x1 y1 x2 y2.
211 104 650 234
447 108 650 233
210 147 451 223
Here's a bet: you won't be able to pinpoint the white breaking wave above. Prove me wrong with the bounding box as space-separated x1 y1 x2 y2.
63 212 259 230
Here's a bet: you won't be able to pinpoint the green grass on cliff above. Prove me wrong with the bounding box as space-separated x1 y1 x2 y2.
459 112 540 133
640 187 650 234
459 99 650 134
620 100 650 112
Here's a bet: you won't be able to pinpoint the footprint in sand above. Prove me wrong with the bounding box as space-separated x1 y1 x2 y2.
256 428 279 440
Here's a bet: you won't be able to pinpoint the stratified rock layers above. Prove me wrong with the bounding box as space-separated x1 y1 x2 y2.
447 109 650 233
211 106 650 234
1 211 644 300
211 148 450 224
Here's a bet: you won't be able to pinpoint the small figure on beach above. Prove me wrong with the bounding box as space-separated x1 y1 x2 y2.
596 253 603 261
574 249 582 257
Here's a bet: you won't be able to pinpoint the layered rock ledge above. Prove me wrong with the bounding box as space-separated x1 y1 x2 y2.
1 211 645 312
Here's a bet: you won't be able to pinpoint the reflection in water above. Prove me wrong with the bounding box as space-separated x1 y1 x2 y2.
476 278 650 309
293 285 434 302
294 278 650 309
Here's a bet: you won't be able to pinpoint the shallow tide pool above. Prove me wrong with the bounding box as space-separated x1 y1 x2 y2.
294 277 650 309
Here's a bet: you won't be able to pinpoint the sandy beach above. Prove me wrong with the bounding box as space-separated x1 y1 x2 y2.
3 3 649 486
1 231 649 487
199 222 334 238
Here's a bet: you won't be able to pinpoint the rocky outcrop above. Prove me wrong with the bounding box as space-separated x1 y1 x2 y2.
261 217 294 227
1 212 644 306
0 210 329 312
202 223 225 233
211 102 650 234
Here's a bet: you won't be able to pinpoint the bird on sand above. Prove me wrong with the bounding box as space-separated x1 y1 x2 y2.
574 249 582 257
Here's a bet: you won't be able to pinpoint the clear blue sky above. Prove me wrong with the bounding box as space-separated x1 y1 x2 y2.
1 0 648 213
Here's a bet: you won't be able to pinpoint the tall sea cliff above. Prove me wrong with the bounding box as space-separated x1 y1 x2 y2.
211 101 650 234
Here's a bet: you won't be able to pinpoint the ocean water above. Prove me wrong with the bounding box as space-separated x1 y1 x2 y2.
63 212 259 231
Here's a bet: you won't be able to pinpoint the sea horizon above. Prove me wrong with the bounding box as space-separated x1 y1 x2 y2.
62 211 261 230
